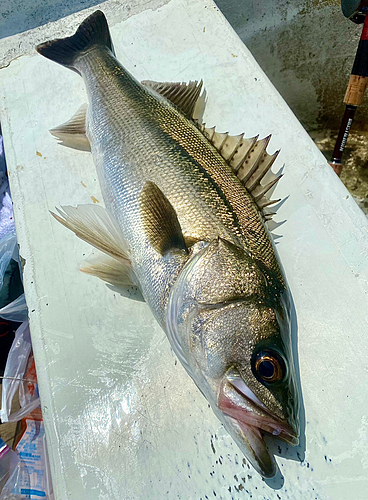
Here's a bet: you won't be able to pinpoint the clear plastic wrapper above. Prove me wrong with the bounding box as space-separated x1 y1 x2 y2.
0 438 19 494
0 294 27 323
0 134 15 241
0 320 53 499
0 410 54 500
0 322 39 424
0 232 19 293
0 231 26 324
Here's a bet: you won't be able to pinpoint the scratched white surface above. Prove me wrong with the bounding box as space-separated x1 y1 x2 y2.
1 0 368 498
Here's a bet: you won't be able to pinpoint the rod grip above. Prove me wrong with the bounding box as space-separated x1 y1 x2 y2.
329 161 343 176
344 74 368 105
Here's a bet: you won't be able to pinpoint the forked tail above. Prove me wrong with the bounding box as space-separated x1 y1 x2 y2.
36 10 114 72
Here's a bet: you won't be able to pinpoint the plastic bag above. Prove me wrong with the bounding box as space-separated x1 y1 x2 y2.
0 134 16 241
0 438 19 494
0 231 26 324
0 409 54 500
0 294 27 323
0 322 39 423
0 322 53 499
0 232 19 292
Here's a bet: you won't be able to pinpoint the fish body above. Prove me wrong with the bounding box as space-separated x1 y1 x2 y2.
73 48 282 324
37 11 299 477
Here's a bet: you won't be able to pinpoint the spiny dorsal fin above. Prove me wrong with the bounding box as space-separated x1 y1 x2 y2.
266 219 285 232
237 135 272 183
142 80 203 119
140 182 188 256
252 173 283 202
50 103 90 151
198 123 282 217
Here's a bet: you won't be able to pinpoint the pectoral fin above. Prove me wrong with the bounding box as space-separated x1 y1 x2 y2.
140 182 188 256
50 103 90 151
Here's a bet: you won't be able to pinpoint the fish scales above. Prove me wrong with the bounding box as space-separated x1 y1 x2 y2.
79 49 283 290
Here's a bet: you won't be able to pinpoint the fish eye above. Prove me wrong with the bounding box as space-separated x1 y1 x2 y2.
252 349 286 383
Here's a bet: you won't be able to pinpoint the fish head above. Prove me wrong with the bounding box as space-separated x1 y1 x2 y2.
167 237 299 477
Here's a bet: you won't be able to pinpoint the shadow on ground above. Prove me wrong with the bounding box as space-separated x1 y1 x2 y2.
0 0 102 39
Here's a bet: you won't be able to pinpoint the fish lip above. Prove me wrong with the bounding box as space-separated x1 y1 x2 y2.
218 377 299 478
228 416 277 478
218 375 299 447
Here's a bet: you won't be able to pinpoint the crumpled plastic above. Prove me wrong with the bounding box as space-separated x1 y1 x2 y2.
0 294 27 323
0 322 40 424
0 410 54 500
0 134 25 323
0 135 15 240
0 232 27 323
0 438 19 495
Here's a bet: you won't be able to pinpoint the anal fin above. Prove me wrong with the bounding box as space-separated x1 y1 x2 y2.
51 204 143 294
50 103 90 151
81 252 144 302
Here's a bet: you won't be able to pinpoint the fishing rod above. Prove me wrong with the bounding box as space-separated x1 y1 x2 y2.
330 0 368 176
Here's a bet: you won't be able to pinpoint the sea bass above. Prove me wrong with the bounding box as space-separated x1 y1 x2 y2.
37 10 299 477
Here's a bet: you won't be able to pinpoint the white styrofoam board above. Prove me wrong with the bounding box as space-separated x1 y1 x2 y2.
1 0 368 498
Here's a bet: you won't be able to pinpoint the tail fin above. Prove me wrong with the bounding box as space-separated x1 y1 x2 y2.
36 10 113 72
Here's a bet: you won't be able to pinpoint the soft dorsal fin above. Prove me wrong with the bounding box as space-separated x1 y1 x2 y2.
142 80 204 119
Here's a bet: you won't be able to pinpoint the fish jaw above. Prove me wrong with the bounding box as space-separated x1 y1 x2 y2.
221 413 277 478
217 375 299 477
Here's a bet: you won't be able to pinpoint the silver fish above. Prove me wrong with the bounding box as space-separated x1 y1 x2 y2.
37 10 299 477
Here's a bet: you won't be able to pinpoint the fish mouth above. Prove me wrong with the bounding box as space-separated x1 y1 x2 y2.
217 371 299 477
